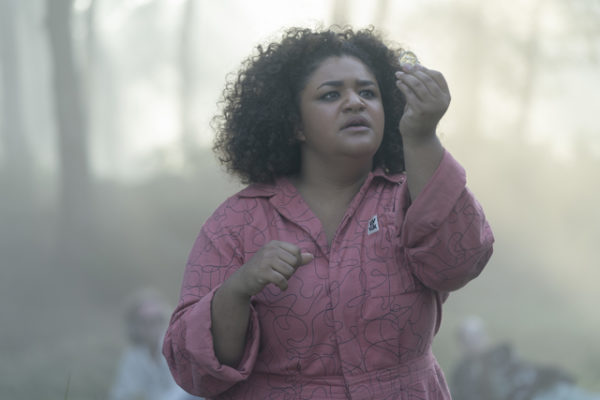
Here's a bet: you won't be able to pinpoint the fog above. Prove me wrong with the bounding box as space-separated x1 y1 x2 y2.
1 0 599 398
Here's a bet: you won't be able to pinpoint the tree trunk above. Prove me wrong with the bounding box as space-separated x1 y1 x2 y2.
0 0 32 189
454 3 485 141
331 0 351 26
373 0 390 32
180 0 198 164
514 0 544 137
45 0 93 262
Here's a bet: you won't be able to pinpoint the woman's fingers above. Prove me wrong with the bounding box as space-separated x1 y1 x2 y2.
272 258 296 278
276 241 307 265
299 252 314 265
395 71 428 102
395 64 451 137
422 67 449 94
246 240 314 293
269 269 290 291
396 67 450 114
396 65 447 103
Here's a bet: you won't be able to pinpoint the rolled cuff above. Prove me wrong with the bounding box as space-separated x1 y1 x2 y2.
402 149 467 246
181 286 260 384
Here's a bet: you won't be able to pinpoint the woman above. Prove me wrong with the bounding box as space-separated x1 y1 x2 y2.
163 26 494 399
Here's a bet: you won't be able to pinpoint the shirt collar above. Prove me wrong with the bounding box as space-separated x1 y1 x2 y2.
237 183 278 198
371 167 405 184
237 168 404 199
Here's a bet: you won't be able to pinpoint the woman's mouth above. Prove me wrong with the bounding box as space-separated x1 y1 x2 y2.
341 117 370 131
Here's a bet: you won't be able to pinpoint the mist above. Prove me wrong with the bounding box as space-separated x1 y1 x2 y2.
1 0 599 398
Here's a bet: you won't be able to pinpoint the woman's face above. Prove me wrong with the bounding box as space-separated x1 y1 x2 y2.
297 56 385 165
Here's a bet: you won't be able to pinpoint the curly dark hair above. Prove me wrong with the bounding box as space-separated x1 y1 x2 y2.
212 26 407 184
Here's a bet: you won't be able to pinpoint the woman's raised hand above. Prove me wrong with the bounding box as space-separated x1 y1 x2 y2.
395 64 451 143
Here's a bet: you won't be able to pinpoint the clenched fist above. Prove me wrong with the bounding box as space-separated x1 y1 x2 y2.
232 240 314 297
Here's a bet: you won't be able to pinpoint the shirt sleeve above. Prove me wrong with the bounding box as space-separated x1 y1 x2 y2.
162 207 261 398
400 149 494 292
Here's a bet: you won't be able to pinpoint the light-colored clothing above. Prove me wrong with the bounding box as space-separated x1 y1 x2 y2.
110 344 202 400
535 383 600 400
163 150 494 399
451 342 599 400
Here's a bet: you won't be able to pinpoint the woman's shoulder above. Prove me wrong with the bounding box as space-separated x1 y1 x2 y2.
203 182 281 230
235 181 279 199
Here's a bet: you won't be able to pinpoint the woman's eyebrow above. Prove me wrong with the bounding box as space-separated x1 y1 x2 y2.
317 79 377 89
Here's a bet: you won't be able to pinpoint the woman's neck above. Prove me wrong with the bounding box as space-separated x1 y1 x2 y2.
293 156 372 204
290 159 371 245
301 149 371 184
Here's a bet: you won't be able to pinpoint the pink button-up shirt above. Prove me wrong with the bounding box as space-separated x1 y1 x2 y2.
163 150 494 399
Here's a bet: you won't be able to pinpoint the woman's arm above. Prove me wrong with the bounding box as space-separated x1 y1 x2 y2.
210 274 253 367
163 222 312 397
211 240 313 367
395 64 450 201
395 65 493 291
400 151 494 292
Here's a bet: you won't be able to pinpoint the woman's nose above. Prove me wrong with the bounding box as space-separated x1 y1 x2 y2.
343 91 365 112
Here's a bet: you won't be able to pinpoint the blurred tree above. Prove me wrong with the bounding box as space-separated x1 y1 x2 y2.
506 0 599 137
331 0 351 26
405 0 600 143
81 0 123 177
400 1 488 141
514 0 544 137
180 0 199 165
80 0 98 94
0 0 33 190
374 0 390 32
46 0 93 259
561 0 600 63
444 2 486 140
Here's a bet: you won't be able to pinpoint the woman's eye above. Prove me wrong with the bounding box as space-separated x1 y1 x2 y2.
360 89 376 98
321 91 339 100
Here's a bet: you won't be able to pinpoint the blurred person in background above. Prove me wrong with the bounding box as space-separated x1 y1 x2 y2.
451 316 600 400
109 288 203 400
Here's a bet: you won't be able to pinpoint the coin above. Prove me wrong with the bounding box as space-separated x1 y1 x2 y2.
399 50 419 66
